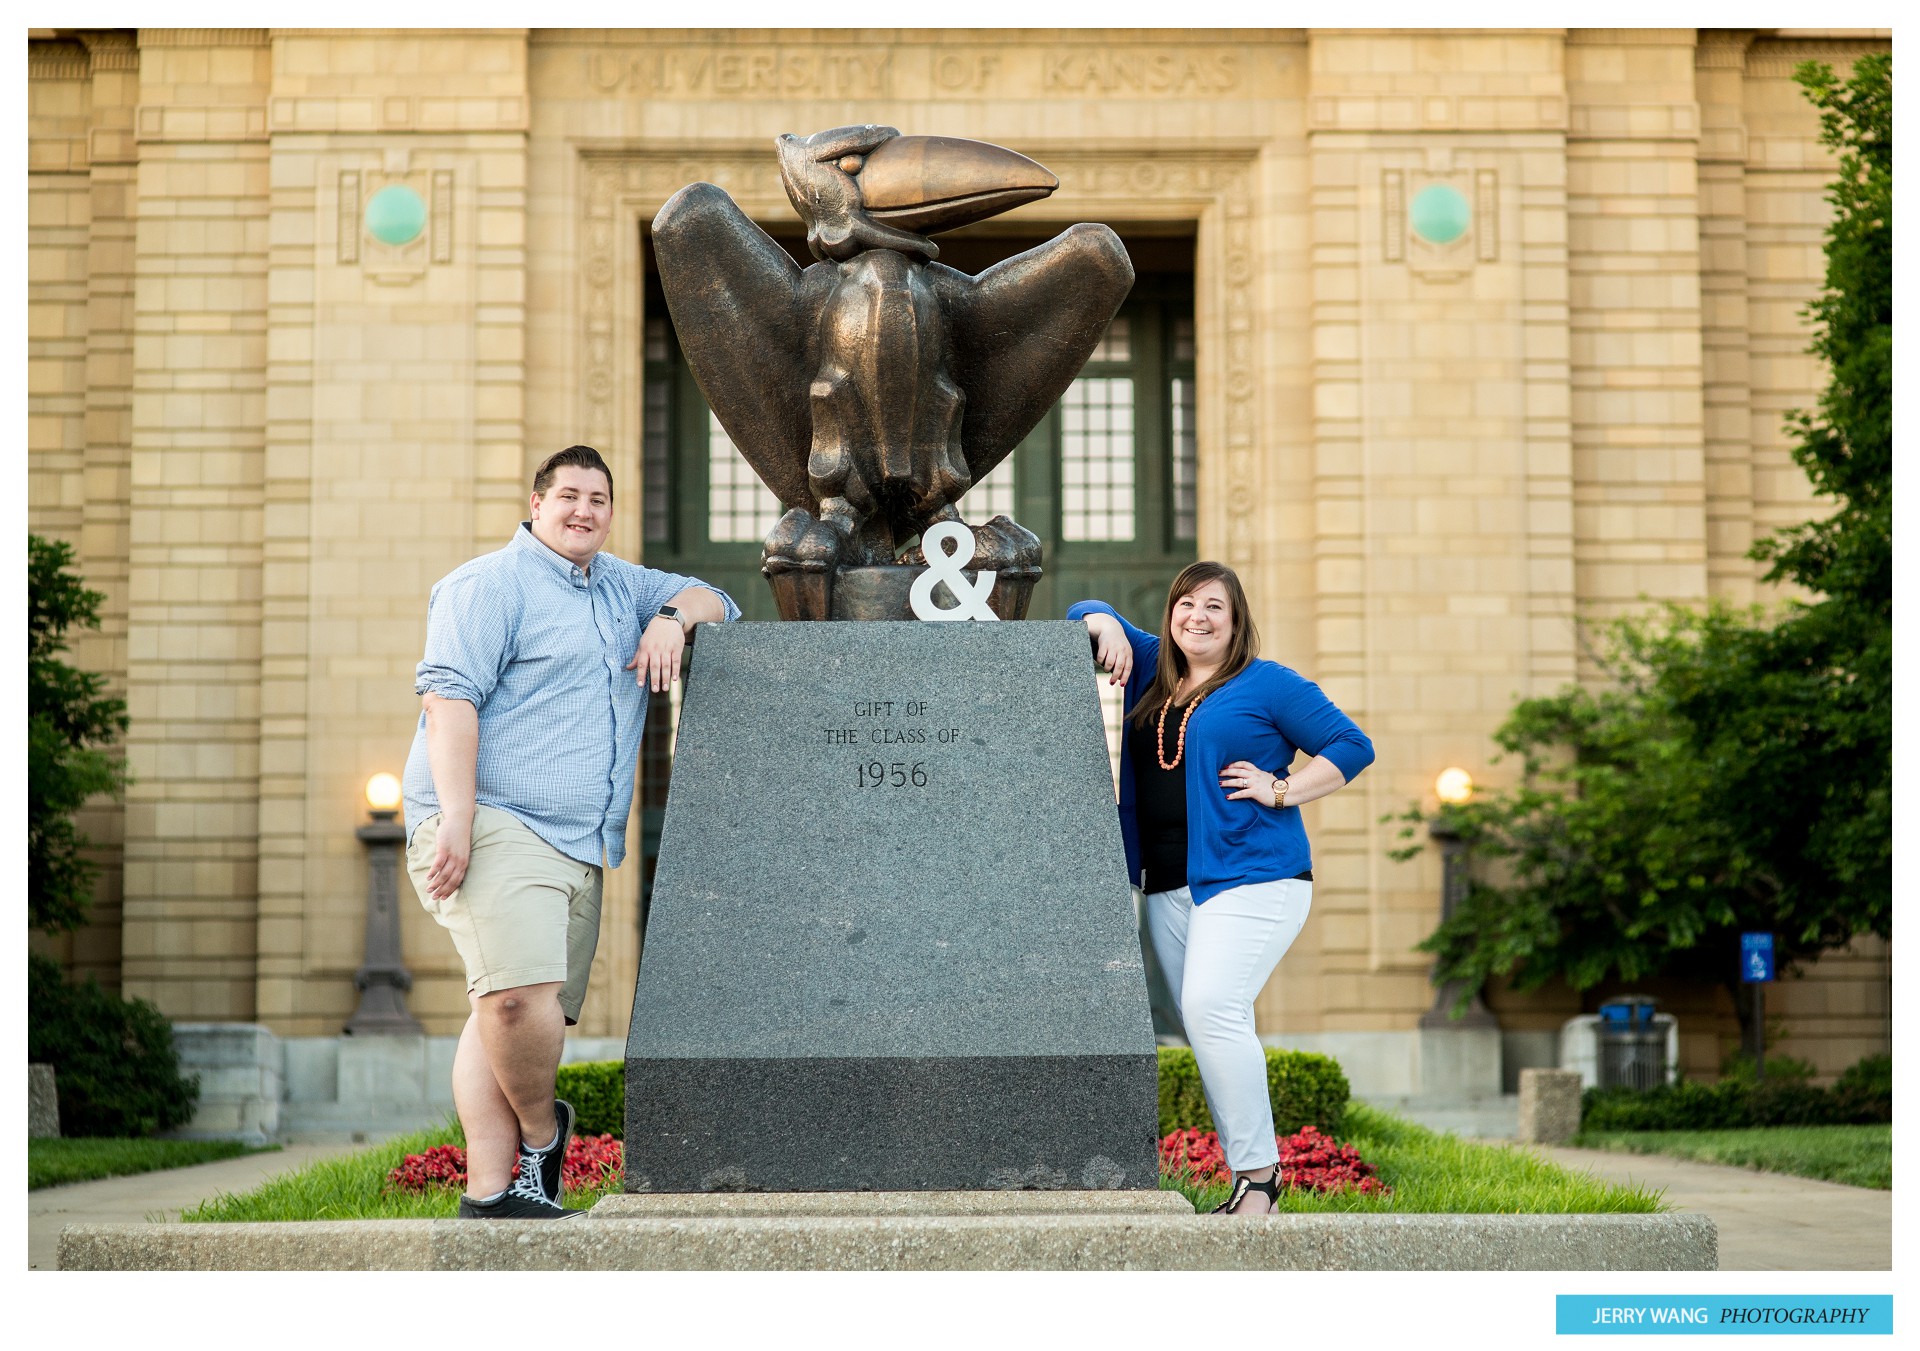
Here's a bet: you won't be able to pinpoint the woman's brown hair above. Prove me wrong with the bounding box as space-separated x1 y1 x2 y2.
1127 561 1261 727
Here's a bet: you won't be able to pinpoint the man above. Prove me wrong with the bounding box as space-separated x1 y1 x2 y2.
401 444 738 1218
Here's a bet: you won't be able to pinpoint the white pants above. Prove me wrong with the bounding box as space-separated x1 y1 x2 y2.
1146 877 1313 1172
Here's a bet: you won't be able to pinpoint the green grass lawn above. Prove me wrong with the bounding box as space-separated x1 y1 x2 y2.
30 1137 276 1191
180 1121 617 1222
1162 1103 1665 1214
183 1103 1660 1221
1571 1124 1891 1191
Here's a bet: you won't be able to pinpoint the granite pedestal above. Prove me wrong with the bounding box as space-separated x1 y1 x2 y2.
625 621 1157 1192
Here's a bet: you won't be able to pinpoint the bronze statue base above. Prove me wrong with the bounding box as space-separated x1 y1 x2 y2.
801 564 1037 622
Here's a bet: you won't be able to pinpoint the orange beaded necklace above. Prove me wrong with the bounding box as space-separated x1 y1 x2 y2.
1154 682 1207 771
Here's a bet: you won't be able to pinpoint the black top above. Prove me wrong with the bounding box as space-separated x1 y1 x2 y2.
1126 696 1314 896
1128 703 1192 893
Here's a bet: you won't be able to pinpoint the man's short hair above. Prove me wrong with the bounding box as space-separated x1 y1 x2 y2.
533 445 614 499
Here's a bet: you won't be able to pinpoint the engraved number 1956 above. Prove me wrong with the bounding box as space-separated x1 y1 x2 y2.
859 761 928 788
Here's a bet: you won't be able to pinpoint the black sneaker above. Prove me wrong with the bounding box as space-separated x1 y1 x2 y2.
517 1097 577 1207
455 1189 576 1220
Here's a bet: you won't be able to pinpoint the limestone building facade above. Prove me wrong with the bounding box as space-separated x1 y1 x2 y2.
29 28 1890 1100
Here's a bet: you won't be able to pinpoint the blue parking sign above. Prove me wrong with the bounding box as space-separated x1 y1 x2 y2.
1741 932 1775 983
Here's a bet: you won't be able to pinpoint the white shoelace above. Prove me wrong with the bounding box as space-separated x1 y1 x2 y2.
508 1154 552 1205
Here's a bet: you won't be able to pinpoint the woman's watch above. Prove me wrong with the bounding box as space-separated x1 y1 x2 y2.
1271 776 1289 809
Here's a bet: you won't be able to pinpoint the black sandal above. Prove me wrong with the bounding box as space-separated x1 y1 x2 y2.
1212 1169 1281 1214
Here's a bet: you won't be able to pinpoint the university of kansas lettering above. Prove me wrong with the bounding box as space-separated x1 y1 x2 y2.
1043 51 1237 94
591 50 893 97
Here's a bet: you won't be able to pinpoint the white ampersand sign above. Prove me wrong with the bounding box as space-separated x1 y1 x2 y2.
908 521 1000 622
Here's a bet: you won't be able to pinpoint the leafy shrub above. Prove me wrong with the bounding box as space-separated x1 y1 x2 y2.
1719 1048 1817 1083
1582 1058 1891 1133
1744 1080 1843 1127
556 1059 624 1138
27 953 197 1137
1157 1046 1349 1138
1581 1081 1742 1133
1834 1053 1891 1095
1831 1053 1892 1122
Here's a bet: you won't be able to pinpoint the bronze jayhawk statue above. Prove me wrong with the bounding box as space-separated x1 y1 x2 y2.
651 125 1135 620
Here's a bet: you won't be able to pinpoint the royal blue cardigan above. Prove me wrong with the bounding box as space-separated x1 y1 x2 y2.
1068 600 1376 905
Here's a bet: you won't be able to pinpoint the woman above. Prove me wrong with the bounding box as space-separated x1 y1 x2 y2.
1070 563 1373 1215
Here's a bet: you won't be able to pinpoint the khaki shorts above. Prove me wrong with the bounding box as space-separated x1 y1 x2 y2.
405 804 603 1025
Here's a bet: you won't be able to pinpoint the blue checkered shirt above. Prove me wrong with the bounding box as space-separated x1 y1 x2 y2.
401 523 739 867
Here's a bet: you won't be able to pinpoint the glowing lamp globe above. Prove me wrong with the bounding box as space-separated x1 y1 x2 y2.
1434 767 1474 806
365 772 403 813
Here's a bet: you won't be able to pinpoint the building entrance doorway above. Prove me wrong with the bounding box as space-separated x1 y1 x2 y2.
634 229 1196 1032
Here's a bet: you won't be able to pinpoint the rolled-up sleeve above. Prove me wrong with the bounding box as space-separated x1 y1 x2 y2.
414 575 513 708
630 568 741 624
1066 599 1159 666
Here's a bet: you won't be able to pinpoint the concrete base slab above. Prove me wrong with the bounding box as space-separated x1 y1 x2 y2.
59 1212 1716 1271
591 1190 1192 1218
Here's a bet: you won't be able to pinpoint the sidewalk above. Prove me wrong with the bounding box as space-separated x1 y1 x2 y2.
29 1139 1892 1271
1515 1142 1892 1272
28 1143 366 1271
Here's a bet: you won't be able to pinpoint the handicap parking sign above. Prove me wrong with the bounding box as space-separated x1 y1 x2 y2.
1741 932 1775 983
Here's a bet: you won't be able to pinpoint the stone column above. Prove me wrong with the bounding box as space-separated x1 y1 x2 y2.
1304 30 1574 1081
71 32 142 989
254 29 532 1035
1565 30 1710 643
1695 31 1758 605
122 29 273 1020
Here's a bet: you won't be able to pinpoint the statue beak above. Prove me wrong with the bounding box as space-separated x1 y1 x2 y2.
858 135 1059 236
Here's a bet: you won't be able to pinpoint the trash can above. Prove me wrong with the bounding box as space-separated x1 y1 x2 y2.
1596 995 1666 1091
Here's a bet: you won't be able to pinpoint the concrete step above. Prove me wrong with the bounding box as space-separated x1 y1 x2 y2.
59 1207 1716 1271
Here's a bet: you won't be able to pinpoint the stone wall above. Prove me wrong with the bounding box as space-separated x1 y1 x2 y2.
27 27 1890 1081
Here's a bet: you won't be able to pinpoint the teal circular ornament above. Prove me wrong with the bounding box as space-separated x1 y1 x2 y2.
1409 183 1471 245
365 184 427 246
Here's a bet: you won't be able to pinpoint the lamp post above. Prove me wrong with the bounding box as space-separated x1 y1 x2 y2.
1418 767 1498 1030
344 772 424 1035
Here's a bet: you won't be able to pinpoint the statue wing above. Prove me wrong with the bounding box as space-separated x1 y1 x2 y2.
651 183 816 512
932 224 1135 486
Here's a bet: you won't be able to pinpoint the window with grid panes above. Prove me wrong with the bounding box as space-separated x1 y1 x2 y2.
1169 316 1198 544
643 319 673 547
706 412 783 543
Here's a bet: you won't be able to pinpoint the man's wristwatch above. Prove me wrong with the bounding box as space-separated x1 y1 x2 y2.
654 604 686 630
1271 776 1289 809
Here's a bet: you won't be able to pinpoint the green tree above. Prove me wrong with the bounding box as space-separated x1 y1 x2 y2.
1404 55 1891 1029
29 534 129 935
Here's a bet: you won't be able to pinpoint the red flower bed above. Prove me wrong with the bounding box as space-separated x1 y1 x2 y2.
385 1143 468 1192
563 1133 623 1191
385 1134 624 1194
1159 1124 1390 1196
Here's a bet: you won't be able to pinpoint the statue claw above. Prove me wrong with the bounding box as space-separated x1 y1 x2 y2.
967 515 1043 577
763 508 845 620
